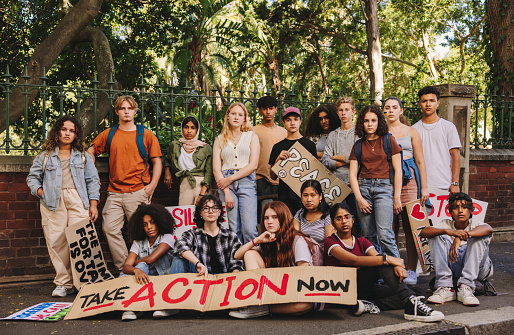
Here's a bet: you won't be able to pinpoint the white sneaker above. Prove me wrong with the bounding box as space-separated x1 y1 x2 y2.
353 300 380 316
229 305 270 319
153 309 179 319
122 311 138 321
403 270 418 285
52 286 76 297
457 284 480 306
427 287 456 304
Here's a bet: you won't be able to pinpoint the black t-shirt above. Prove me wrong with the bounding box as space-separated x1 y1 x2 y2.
269 137 317 203
207 234 223 274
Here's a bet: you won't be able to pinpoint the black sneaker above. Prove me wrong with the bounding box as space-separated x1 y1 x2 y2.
404 296 445 322
352 300 380 316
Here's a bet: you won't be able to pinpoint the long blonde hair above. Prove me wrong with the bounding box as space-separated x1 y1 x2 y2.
218 102 253 146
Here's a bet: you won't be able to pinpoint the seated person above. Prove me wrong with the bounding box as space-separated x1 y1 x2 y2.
325 203 444 322
170 194 244 276
420 192 493 306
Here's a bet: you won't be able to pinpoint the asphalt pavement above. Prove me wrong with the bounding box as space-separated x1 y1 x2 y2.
1 241 513 335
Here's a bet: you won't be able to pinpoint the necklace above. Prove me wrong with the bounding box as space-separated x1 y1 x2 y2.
230 132 242 145
261 123 277 129
365 138 378 151
421 118 440 131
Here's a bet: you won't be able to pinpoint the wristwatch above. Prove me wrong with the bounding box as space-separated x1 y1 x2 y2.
451 181 459 186
379 254 388 265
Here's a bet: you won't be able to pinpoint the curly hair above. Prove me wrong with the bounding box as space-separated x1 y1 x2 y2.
256 96 278 109
40 116 85 154
218 102 253 146
129 204 176 242
299 180 330 220
193 194 224 228
259 201 314 268
304 104 340 139
417 86 440 101
447 192 475 219
355 105 389 138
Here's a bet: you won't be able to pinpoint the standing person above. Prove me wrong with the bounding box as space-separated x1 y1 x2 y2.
412 86 461 194
230 201 323 319
121 204 177 321
304 104 340 159
163 116 213 205
87 95 163 272
213 102 260 243
27 116 100 297
325 203 445 322
321 97 361 236
254 96 287 218
420 193 493 306
349 106 403 258
293 180 334 247
384 96 429 285
269 106 317 215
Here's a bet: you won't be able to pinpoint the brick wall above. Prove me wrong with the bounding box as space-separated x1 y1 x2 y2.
0 151 513 282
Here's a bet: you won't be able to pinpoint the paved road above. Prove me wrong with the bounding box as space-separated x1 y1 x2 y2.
1 242 513 335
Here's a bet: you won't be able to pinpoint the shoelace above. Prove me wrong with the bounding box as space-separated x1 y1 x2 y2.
411 296 432 315
460 285 474 296
364 301 380 314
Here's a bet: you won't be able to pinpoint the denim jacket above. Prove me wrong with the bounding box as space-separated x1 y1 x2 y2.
136 234 173 275
26 147 100 211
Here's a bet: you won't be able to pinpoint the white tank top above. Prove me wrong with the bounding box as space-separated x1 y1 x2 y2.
220 131 253 170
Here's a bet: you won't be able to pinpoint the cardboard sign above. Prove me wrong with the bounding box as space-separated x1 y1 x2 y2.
65 266 356 320
271 142 351 206
1 302 72 321
65 219 114 289
406 200 433 274
167 205 229 241
427 187 488 226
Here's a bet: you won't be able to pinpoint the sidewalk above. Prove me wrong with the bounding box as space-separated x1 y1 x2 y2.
1 241 513 335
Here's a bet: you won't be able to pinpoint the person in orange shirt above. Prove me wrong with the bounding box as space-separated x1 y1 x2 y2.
88 95 162 272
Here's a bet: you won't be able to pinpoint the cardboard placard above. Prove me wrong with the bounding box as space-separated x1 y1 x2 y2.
427 187 488 226
406 200 433 274
271 142 351 206
1 302 72 321
65 266 356 320
65 219 114 289
167 205 229 241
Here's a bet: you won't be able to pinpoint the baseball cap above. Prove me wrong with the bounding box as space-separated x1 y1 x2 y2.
282 106 301 118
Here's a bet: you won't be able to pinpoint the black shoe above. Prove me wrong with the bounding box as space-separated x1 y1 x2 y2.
404 296 445 322
352 300 380 316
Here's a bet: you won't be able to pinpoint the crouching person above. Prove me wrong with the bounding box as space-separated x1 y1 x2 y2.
325 203 444 322
421 192 493 306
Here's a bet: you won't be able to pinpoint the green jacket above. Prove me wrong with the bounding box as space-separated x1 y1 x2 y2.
164 141 213 189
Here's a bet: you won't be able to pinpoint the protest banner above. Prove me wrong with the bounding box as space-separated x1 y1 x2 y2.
65 219 114 289
1 302 72 321
65 266 356 320
271 142 351 206
406 200 433 274
167 205 229 241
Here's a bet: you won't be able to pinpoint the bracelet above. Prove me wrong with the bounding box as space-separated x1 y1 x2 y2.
382 254 388 265
195 260 201 267
252 238 259 247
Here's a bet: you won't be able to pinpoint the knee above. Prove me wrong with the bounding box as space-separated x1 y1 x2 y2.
468 236 491 247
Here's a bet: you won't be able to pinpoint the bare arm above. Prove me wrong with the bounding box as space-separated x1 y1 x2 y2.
180 250 208 279
349 159 371 214
410 127 429 204
220 133 260 182
145 157 162 200
234 231 275 260
212 138 224 182
469 223 493 238
122 252 150 285
331 155 348 163
449 148 461 194
86 146 96 162
325 224 337 237
419 226 470 239
330 245 405 268
392 153 402 214
293 218 301 231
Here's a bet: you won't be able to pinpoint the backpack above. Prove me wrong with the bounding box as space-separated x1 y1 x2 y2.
294 235 324 266
353 133 404 184
106 124 149 184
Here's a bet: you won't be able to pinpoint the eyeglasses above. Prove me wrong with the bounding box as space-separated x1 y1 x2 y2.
334 214 353 222
202 206 221 213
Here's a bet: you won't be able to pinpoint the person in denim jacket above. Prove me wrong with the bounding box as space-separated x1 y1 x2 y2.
26 116 100 298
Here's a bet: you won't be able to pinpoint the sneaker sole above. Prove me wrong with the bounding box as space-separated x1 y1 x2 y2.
228 310 270 319
426 296 456 304
404 313 445 322
457 297 480 306
153 310 180 319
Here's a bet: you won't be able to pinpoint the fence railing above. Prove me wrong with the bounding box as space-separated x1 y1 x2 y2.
0 73 512 155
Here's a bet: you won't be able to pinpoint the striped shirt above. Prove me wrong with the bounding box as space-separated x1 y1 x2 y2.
294 208 331 247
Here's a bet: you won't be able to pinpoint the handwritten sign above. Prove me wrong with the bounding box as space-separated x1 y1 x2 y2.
427 187 488 226
1 302 72 321
271 142 351 206
64 266 356 320
65 219 114 289
406 200 433 274
166 205 229 241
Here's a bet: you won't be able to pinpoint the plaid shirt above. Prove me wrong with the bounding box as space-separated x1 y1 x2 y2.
174 226 244 273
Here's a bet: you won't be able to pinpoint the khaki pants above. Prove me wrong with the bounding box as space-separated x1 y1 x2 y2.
178 177 204 206
40 189 89 289
102 188 149 271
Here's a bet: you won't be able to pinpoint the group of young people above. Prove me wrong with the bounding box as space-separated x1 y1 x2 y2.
26 86 493 323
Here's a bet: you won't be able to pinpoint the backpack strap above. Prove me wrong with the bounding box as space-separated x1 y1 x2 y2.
106 124 119 155
383 133 394 183
354 139 363 179
136 124 148 163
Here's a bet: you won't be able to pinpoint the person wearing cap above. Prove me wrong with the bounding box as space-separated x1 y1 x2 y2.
269 106 317 215
420 192 493 306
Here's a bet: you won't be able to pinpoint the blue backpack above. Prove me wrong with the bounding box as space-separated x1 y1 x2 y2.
106 124 149 183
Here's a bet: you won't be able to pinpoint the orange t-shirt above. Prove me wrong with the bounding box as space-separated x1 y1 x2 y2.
91 127 162 193
349 135 402 179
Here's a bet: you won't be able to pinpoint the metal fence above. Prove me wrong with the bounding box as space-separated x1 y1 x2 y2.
0 72 511 155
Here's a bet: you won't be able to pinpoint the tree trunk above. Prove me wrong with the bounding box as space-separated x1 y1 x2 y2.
72 26 121 136
0 0 103 133
487 0 514 94
269 59 281 93
364 0 384 102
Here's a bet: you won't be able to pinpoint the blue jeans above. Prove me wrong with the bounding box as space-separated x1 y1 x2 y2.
356 178 400 258
169 257 198 274
429 235 492 290
218 170 258 244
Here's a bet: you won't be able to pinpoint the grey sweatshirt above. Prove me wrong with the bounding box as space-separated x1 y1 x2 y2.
321 127 360 185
